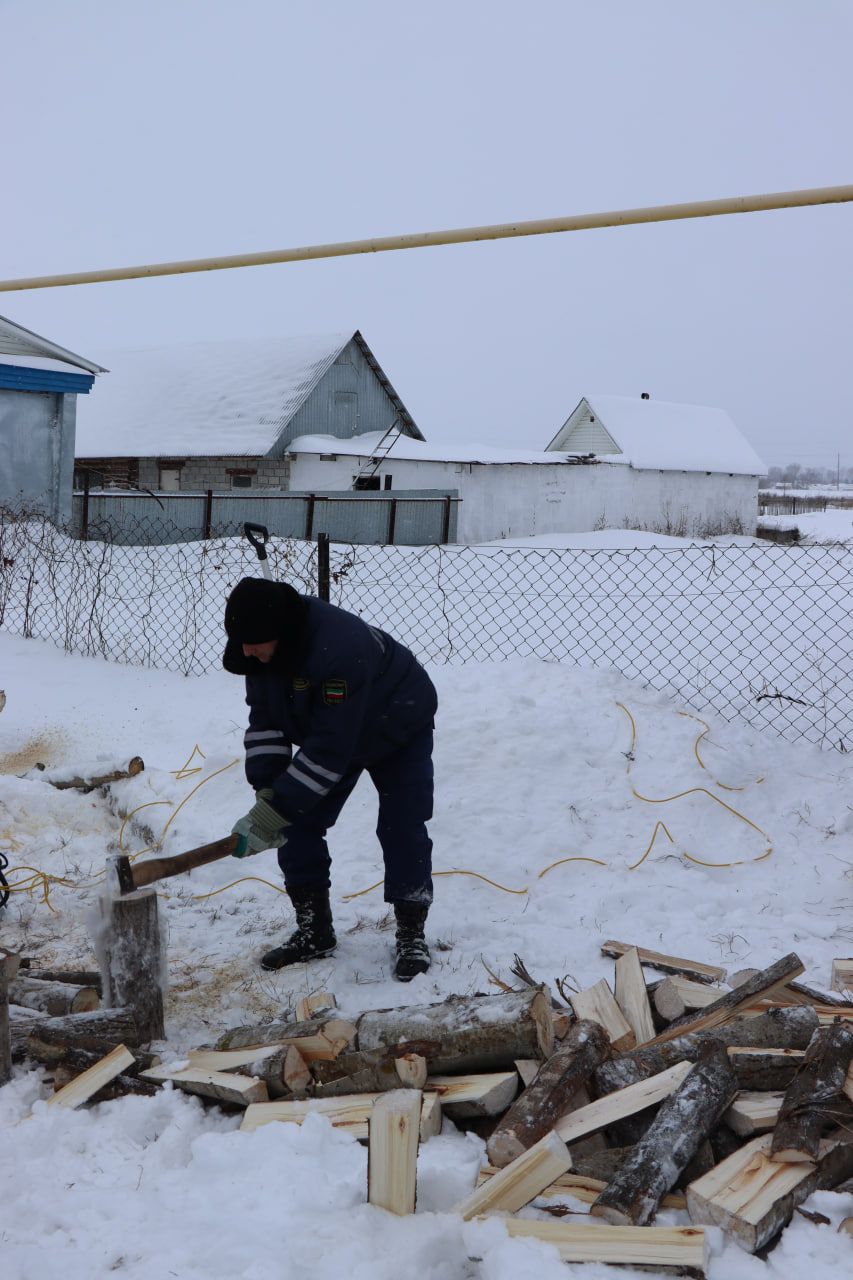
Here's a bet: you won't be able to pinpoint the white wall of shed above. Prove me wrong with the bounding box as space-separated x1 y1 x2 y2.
288 453 758 542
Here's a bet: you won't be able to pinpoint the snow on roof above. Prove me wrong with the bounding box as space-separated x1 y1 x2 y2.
0 314 106 375
75 333 353 458
288 431 587 466
553 394 766 476
0 354 99 376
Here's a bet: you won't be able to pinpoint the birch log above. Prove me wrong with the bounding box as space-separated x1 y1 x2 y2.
25 1007 140 1056
486 1020 610 1167
356 987 554 1073
591 1045 738 1226
593 1006 819 1094
644 953 804 1045
10 976 99 1016
725 1047 807 1092
770 1022 853 1163
102 887 165 1043
8 1004 47 1060
0 954 17 1083
24 968 103 992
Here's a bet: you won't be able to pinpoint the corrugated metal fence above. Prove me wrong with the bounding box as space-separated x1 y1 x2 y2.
72 489 460 546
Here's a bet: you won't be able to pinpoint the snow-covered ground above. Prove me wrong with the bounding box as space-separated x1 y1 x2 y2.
759 507 853 544
2 632 853 1278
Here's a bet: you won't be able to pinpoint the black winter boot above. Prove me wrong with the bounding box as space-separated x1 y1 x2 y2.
393 902 430 981
260 886 337 971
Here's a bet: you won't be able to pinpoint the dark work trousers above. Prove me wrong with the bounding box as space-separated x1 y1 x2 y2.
277 723 434 905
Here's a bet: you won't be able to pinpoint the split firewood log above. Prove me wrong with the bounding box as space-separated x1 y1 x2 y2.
593 1006 819 1095
687 1129 853 1253
235 1044 430 1100
310 1048 430 1098
643 953 804 1045
214 1016 357 1058
600 940 726 984
51 1057 160 1102
730 968 849 1008
486 1020 610 1167
770 1022 853 1163
39 1044 161 1075
591 1043 738 1226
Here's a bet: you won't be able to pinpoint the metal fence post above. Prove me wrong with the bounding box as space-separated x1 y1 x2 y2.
305 494 316 540
317 531 330 601
387 498 398 545
203 489 213 540
80 469 90 541
441 495 452 544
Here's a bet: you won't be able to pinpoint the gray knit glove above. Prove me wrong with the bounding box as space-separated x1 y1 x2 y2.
232 794 290 858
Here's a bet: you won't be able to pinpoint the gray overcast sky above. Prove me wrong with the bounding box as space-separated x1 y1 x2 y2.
2 0 851 467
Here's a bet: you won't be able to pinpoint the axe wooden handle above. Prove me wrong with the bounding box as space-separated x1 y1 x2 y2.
121 834 239 892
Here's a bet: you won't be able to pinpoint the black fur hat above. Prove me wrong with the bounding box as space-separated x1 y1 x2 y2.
222 578 308 672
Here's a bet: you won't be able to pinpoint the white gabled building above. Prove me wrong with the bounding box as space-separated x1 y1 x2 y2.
286 393 766 543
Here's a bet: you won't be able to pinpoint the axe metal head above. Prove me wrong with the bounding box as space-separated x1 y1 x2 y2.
109 854 136 896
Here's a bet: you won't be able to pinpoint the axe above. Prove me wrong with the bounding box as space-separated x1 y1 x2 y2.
110 835 239 896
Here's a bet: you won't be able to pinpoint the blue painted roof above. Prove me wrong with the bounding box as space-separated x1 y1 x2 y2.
0 363 95 394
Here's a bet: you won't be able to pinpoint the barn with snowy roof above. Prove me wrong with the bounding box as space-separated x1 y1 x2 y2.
286 392 765 542
74 330 422 493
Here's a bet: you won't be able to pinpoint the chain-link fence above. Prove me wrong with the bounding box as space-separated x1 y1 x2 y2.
1 505 851 749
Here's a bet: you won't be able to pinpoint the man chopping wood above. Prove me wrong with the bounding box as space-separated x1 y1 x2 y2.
223 577 437 981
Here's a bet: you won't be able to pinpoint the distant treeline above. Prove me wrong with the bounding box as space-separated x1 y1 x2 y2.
760 463 853 489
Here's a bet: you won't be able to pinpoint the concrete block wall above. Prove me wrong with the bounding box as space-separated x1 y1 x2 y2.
137 456 291 491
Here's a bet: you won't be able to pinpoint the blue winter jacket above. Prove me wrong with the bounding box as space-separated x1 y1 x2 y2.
233 597 437 821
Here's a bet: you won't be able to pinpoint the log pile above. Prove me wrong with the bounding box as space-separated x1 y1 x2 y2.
4 884 168 1101
8 937 853 1274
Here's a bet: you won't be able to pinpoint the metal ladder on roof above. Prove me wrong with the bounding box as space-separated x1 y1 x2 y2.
351 416 401 489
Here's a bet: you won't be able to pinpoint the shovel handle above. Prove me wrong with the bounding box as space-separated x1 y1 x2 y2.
244 522 274 581
128 834 239 891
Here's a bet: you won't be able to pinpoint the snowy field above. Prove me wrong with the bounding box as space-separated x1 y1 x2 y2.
758 507 853 544
2 632 853 1278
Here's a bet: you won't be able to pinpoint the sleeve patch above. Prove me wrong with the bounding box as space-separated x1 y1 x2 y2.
322 678 347 705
